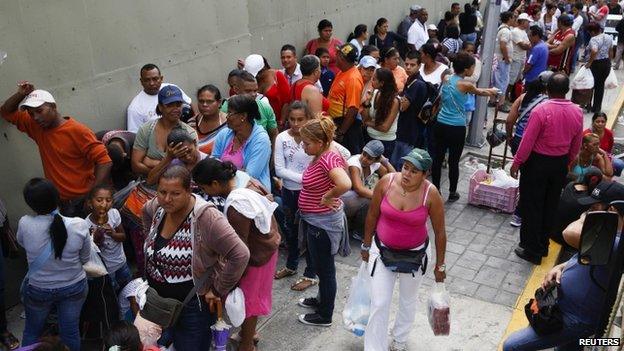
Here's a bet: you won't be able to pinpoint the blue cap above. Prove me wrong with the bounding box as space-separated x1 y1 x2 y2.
158 85 185 105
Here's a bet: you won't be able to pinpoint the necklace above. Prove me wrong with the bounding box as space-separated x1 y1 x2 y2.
400 185 418 197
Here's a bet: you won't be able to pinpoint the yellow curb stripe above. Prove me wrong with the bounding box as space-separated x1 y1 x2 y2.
606 83 624 130
497 240 562 351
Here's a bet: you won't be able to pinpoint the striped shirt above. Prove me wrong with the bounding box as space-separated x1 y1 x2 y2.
298 151 346 213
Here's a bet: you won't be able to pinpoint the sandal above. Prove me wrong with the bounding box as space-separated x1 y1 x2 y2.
0 331 19 350
274 267 297 280
230 332 260 345
290 277 318 291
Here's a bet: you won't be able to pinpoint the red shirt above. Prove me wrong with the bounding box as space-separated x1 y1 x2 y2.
305 38 344 75
264 70 291 124
298 151 346 213
584 128 614 153
3 111 111 200
547 28 575 74
291 80 330 112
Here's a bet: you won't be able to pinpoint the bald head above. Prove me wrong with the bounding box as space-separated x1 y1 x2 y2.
547 72 569 98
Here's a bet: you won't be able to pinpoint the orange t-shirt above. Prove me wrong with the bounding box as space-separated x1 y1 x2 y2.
327 66 364 118
4 111 112 200
392 66 409 92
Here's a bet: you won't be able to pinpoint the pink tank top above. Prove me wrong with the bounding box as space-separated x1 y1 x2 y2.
376 174 430 250
220 137 245 170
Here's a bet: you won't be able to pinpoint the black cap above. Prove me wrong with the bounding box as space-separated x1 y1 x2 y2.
578 181 624 206
337 43 359 63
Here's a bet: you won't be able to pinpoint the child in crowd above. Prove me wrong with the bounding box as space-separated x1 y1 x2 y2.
85 185 131 291
118 278 142 321
315 47 335 97
103 321 159 351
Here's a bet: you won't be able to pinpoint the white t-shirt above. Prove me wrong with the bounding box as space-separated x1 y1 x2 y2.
511 27 529 62
126 83 192 133
407 20 429 50
419 63 449 86
118 278 143 319
273 131 313 191
86 208 126 273
347 155 381 189
349 39 364 57
495 25 513 61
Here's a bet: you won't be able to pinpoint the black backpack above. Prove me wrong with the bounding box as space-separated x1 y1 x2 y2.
417 80 441 124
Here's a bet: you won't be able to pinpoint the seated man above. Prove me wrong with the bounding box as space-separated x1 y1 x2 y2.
503 180 624 351
126 63 193 132
0 82 112 217
341 140 394 240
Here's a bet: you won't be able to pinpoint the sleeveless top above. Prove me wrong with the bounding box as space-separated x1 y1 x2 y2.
572 154 596 182
514 94 547 138
437 75 468 127
547 28 575 74
366 90 399 141
291 80 330 112
376 174 431 250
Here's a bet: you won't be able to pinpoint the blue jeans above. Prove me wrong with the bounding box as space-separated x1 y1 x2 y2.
22 279 88 351
460 33 477 44
158 296 216 351
110 262 132 293
282 189 316 278
390 141 415 170
493 60 511 96
305 223 336 320
503 315 594 351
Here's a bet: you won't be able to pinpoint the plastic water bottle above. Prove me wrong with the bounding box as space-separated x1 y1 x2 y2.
353 323 366 336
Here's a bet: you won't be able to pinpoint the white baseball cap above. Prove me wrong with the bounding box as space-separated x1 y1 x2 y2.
243 54 266 77
358 55 380 69
19 90 56 109
517 13 531 22
427 24 438 31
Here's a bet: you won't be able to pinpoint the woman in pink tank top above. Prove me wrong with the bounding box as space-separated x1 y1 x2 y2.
361 148 448 351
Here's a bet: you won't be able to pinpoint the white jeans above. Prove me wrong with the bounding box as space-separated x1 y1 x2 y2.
364 241 428 351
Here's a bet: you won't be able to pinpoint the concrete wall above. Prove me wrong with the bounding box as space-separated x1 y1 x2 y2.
0 0 455 222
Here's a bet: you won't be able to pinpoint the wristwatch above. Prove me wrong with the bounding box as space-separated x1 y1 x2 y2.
361 243 371 251
435 264 446 272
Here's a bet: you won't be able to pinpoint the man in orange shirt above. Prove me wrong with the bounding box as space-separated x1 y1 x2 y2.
0 82 112 217
328 43 365 154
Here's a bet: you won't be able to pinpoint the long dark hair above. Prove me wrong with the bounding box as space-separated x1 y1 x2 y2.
347 24 367 42
373 68 398 127
228 94 261 124
193 158 238 186
103 321 142 351
374 18 388 35
23 178 67 259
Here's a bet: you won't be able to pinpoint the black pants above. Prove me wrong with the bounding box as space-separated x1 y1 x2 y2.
590 58 611 113
431 122 466 194
518 152 568 258
334 117 364 155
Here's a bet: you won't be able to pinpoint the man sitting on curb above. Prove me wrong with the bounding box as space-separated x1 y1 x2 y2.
503 180 624 350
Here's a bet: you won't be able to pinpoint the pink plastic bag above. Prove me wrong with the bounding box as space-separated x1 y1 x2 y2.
428 283 450 336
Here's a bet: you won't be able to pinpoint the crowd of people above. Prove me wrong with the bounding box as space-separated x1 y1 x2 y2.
0 0 623 350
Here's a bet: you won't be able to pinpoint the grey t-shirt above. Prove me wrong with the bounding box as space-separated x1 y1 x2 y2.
86 208 126 273
133 119 198 160
17 214 91 289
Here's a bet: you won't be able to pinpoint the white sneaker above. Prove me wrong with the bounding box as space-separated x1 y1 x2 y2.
390 340 408 351
509 215 522 227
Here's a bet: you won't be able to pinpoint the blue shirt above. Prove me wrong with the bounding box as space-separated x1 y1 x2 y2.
437 75 468 127
525 41 548 82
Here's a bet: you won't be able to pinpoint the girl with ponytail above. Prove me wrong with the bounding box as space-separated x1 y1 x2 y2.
347 24 368 58
18 178 91 351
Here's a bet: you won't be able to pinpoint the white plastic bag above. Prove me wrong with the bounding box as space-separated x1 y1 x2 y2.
570 66 594 90
606 68 619 89
83 234 108 277
225 287 246 327
134 312 162 348
342 262 371 336
490 168 519 189
428 283 450 336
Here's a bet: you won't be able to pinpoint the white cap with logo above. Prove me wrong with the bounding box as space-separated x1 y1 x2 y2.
19 90 56 109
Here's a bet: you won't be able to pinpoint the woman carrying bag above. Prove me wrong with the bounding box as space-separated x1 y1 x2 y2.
140 166 249 350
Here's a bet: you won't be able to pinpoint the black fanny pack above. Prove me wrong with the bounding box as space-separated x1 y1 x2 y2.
524 285 563 335
372 235 429 276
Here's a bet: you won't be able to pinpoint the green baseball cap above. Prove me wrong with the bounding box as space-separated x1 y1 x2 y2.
401 148 433 171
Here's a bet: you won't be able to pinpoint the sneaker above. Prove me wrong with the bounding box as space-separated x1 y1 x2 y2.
298 313 332 327
390 340 408 351
509 215 522 227
448 192 460 202
298 297 319 309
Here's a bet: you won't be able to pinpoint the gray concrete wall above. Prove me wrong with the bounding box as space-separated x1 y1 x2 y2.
0 0 455 221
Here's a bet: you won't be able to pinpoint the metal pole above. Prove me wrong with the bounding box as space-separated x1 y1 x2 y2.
466 0 502 147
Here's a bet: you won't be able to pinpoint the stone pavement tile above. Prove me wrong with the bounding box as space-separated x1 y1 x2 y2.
474 266 508 288
447 265 478 281
502 272 528 294
452 208 485 230
485 256 533 274
473 223 499 236
449 277 480 296
448 228 478 246
455 250 488 271
467 233 492 253
477 213 507 228
495 290 519 307
474 284 498 301
446 241 466 255
483 237 514 259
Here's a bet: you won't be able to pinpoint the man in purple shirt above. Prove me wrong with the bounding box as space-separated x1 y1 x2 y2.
510 73 584 264
523 25 549 83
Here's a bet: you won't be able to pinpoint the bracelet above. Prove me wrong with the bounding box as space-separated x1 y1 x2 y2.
361 243 371 251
